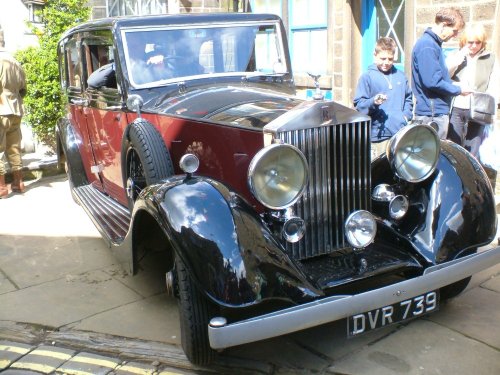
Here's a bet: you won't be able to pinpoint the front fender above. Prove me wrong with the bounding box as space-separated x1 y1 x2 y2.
372 141 497 264
149 176 321 307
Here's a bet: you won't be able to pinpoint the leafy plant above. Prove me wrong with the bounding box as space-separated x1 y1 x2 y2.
16 0 90 148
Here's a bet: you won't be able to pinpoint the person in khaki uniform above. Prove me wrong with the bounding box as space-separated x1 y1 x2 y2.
0 32 27 198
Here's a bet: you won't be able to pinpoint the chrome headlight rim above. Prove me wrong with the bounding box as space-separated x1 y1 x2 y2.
387 124 440 183
248 143 309 210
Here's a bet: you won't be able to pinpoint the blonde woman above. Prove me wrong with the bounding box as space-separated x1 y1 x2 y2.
446 24 499 157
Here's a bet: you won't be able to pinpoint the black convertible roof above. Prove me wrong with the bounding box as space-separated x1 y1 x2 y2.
60 12 282 39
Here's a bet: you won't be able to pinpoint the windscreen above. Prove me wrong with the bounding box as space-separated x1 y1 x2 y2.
122 22 286 88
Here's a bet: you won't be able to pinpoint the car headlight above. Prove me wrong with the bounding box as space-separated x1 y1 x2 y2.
387 124 440 183
248 144 308 210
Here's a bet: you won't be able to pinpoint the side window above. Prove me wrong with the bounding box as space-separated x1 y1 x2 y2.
58 43 67 90
84 32 117 90
65 38 82 90
254 25 279 73
87 44 114 74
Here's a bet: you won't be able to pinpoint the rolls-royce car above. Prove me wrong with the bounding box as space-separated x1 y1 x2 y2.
56 12 500 365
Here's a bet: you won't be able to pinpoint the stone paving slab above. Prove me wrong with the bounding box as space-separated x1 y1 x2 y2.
481 273 500 292
0 269 143 327
0 235 116 289
69 293 181 345
0 272 16 294
429 285 500 349
0 176 99 238
102 253 168 298
330 319 500 375
279 318 399 362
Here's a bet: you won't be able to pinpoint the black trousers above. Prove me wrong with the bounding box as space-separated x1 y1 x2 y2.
448 107 486 158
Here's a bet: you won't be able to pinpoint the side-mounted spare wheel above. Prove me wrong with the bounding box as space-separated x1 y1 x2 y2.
122 119 174 210
175 256 218 365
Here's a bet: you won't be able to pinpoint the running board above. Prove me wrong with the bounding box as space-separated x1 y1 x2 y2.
73 184 131 246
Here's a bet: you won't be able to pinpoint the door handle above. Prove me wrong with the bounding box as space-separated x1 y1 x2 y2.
71 98 89 106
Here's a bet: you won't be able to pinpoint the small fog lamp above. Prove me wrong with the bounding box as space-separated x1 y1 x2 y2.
372 184 395 202
282 216 306 243
345 210 376 248
389 195 409 220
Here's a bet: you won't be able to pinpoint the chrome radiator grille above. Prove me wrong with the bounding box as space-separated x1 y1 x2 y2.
278 120 371 260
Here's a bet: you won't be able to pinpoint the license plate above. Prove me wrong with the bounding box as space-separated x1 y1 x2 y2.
348 291 439 337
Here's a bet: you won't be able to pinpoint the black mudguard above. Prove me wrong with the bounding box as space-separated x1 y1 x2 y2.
371 141 497 265
56 118 88 187
137 175 322 308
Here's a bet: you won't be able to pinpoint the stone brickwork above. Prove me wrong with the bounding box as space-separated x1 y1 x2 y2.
331 0 347 103
414 1 498 49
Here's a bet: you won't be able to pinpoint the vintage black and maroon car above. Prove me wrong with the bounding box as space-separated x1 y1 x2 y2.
56 13 500 365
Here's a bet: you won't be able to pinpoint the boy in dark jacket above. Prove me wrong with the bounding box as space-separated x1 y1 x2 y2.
354 37 413 156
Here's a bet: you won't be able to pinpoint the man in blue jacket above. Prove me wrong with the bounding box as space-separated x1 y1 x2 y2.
354 37 413 154
412 7 472 139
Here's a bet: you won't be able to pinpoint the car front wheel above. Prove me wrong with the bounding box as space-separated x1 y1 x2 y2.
175 256 217 365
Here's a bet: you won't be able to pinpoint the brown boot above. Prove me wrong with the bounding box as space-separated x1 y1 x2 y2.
11 170 25 193
0 175 8 198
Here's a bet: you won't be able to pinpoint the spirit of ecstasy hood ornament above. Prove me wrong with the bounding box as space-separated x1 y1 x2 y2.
307 72 324 101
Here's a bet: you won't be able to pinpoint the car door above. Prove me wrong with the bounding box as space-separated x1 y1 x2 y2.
63 35 102 189
81 32 128 205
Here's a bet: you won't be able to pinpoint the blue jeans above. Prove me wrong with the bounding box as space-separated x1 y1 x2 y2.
413 115 449 140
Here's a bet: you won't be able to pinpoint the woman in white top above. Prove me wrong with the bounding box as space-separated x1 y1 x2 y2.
446 24 499 157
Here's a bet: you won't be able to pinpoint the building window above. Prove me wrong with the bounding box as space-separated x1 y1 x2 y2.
362 0 406 71
108 0 167 17
251 0 282 16
27 2 44 23
376 0 405 66
289 0 327 75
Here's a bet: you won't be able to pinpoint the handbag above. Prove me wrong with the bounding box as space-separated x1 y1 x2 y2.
470 92 495 125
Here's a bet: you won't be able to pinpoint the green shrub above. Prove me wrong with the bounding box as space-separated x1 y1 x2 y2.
16 0 90 149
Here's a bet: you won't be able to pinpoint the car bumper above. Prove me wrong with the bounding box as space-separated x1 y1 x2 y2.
208 246 500 349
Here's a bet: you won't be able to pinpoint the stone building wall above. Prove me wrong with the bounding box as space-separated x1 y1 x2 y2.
414 0 498 49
